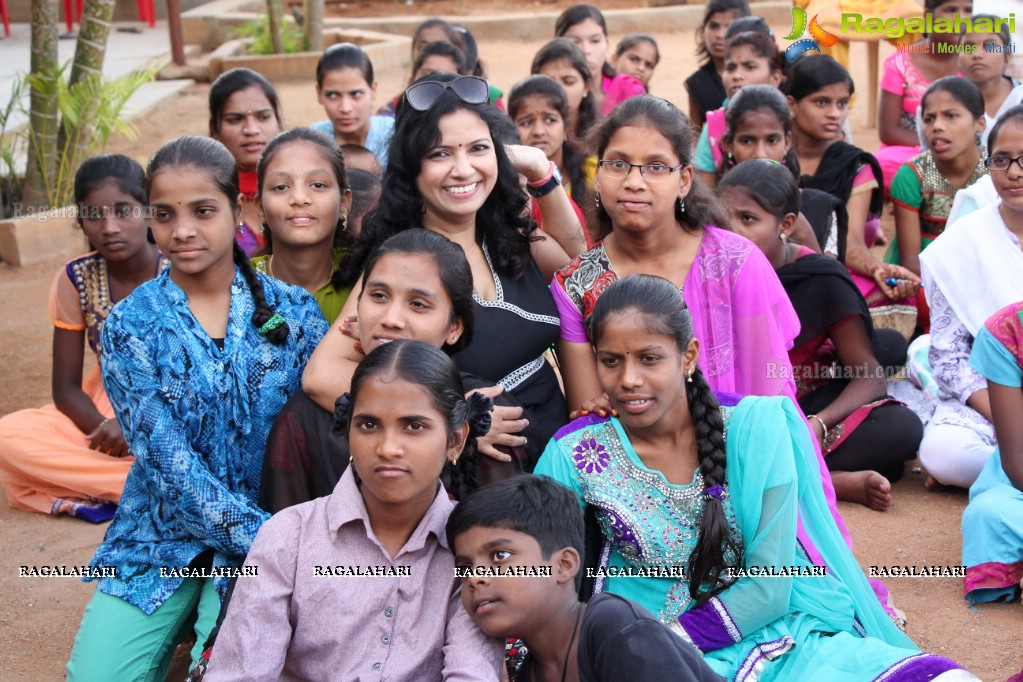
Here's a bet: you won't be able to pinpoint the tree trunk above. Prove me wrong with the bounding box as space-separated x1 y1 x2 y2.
23 0 60 211
69 0 116 86
62 0 117 183
305 0 323 53
266 0 284 54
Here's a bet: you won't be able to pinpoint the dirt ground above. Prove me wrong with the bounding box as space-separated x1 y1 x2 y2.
0 10 1021 681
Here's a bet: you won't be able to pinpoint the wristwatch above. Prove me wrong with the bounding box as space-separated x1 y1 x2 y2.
526 161 563 198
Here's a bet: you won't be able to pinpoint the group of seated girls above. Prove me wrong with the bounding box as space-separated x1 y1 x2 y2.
0 3 1021 680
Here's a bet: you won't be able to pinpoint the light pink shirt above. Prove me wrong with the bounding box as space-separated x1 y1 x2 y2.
206 468 503 682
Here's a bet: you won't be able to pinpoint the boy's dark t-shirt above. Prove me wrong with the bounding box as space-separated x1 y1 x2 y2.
519 592 724 682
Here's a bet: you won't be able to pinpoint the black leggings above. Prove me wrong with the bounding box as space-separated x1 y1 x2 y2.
799 382 923 482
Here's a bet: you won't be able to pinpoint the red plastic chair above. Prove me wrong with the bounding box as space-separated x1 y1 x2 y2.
64 0 156 33
0 0 9 38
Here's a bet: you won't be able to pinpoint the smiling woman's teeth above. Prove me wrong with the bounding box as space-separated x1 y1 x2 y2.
446 183 478 194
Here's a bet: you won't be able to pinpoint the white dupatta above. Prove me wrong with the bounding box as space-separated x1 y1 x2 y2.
920 203 1023 337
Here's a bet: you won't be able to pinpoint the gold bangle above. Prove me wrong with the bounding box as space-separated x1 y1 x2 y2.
807 414 828 443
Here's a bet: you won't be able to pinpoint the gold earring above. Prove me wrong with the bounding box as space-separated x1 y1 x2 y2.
687 369 694 383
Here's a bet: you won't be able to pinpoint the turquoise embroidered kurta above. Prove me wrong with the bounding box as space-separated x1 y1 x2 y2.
536 397 965 681
89 267 328 614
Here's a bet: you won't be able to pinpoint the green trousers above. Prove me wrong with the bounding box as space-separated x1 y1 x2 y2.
66 578 220 682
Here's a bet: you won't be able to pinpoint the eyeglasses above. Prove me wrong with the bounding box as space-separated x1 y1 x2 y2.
404 76 490 112
597 159 686 182
984 155 1023 172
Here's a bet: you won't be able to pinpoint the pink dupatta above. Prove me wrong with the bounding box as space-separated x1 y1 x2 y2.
685 229 858 564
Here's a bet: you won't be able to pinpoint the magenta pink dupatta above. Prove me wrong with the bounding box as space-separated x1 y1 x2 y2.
684 229 859 567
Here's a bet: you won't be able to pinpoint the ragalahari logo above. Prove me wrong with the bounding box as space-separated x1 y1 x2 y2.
784 7 839 63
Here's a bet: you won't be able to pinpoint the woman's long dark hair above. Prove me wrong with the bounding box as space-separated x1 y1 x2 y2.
588 95 727 241
341 72 536 283
340 340 491 499
782 54 854 102
147 135 290 345
718 158 801 220
587 274 742 606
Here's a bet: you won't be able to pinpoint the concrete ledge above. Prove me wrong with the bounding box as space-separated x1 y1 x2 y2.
183 1 791 52
315 3 792 42
0 211 89 268
209 28 409 81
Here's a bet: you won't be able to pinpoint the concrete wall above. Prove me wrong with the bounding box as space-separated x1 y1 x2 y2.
182 1 791 51
0 211 89 268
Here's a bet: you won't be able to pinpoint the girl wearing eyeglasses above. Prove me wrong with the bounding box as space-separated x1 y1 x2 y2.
311 43 393 170
917 105 1023 490
554 94 798 411
302 72 586 475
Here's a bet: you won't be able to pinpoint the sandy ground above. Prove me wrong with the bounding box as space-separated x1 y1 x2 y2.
1 16 1021 682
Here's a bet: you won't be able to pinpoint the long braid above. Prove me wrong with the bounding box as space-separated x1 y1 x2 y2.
445 448 478 501
686 366 743 605
233 242 290 345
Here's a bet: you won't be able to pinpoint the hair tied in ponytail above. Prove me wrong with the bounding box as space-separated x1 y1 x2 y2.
258 313 287 337
331 392 353 437
704 484 726 502
465 391 494 438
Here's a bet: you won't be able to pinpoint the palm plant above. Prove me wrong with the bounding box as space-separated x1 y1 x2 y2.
22 62 162 208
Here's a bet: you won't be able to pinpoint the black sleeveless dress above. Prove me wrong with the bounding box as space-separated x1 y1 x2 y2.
453 241 567 471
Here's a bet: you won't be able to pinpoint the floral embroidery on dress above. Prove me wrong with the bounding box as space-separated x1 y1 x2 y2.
568 418 742 623
573 437 610 473
554 244 619 320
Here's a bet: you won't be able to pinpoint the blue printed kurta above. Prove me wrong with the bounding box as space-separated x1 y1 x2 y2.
90 267 328 614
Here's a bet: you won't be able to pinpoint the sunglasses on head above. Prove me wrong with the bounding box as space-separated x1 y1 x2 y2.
404 76 490 112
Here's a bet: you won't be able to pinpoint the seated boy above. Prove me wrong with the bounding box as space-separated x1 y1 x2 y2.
447 475 723 682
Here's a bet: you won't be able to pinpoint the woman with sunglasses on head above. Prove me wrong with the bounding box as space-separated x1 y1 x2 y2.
303 72 586 474
379 19 505 117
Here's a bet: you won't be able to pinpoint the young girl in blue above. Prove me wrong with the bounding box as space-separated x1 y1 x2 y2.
66 135 328 681
535 274 974 681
